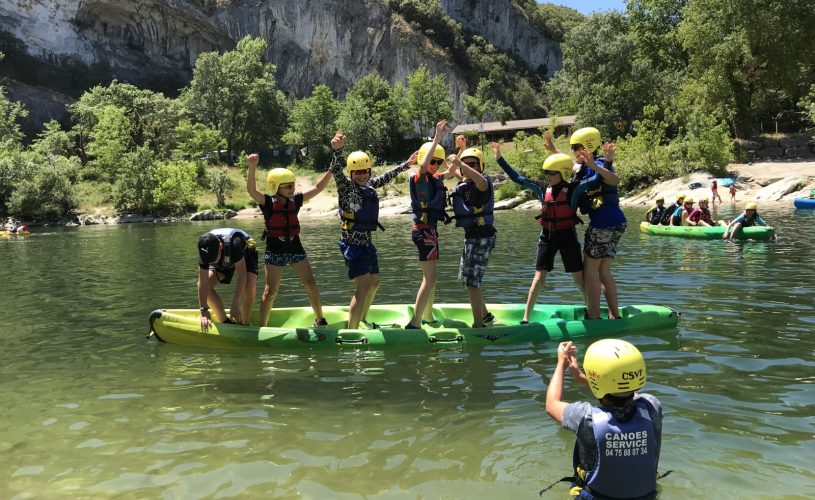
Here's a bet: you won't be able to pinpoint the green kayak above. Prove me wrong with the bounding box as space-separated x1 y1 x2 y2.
639 221 775 241
147 303 679 349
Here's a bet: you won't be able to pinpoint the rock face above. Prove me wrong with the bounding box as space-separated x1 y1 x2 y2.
441 0 561 77
0 0 560 123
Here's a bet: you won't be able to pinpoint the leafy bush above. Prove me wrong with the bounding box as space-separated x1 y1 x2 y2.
153 161 199 214
495 181 522 202
6 152 78 219
207 166 234 208
112 148 159 213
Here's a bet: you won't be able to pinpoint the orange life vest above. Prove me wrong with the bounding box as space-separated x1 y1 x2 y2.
536 184 580 231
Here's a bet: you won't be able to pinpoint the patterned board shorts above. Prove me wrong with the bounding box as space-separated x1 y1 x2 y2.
583 223 627 259
458 235 496 288
264 249 307 267
412 226 439 261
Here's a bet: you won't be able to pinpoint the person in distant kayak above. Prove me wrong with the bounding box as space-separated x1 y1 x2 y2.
197 228 259 330
546 339 664 500
493 141 585 325
246 153 332 328
329 129 417 329
659 193 684 226
687 197 727 227
643 197 666 225
711 179 723 203
722 202 769 240
671 197 695 226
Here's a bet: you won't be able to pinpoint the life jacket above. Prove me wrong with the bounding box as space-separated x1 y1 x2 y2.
688 207 711 224
409 171 449 225
449 177 494 228
536 183 581 232
204 228 253 270
739 211 759 227
263 197 300 241
339 185 384 232
576 159 620 214
571 400 658 499
648 205 666 225
671 206 691 226
660 203 679 225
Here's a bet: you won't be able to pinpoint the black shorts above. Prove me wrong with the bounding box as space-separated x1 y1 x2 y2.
215 246 259 284
535 229 583 272
411 225 439 261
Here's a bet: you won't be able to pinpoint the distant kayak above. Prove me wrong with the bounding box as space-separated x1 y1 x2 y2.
147 303 680 349
639 222 775 241
1 229 29 238
793 198 815 209
716 178 736 187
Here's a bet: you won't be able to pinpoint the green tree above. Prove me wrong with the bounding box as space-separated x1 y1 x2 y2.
70 81 180 164
336 95 388 158
406 65 454 138
0 86 27 151
153 161 199 214
112 148 159 213
173 120 223 163
181 36 287 162
31 120 74 157
282 85 338 167
85 105 129 179
6 152 78 219
799 84 815 125
462 78 513 125
678 0 815 136
208 166 234 208
344 74 411 157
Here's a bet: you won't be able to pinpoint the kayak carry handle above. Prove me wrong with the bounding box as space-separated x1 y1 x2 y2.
335 336 369 345
146 309 165 342
428 335 464 344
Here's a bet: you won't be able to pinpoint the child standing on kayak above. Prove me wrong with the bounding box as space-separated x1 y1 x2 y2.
405 120 460 330
491 141 585 324
246 153 332 327
329 129 417 329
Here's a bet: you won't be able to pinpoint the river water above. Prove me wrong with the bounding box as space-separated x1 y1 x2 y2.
2 204 814 498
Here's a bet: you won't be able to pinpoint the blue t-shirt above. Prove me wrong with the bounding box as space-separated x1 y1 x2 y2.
731 212 767 226
575 158 626 228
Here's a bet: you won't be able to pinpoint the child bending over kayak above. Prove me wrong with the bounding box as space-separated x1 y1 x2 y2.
492 141 584 324
329 129 417 329
246 153 332 327
722 202 768 240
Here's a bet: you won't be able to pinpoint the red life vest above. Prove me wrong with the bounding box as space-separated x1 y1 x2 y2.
537 184 580 231
264 197 300 240
689 207 712 224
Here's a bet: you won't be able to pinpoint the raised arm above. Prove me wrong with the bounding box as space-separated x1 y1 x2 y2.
544 130 562 154
302 170 333 202
491 141 544 199
328 129 353 191
421 120 448 175
246 153 265 206
575 144 619 186
449 154 488 191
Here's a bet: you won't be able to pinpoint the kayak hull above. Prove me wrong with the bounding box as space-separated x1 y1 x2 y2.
793 198 815 209
0 230 30 238
639 222 774 241
147 303 680 349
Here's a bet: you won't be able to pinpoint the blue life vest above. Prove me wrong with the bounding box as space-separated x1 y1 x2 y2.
660 203 679 225
339 185 383 232
575 159 626 227
573 400 658 499
204 228 251 270
409 171 449 225
450 177 494 228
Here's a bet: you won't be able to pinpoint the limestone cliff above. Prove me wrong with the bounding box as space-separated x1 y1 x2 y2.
0 0 560 127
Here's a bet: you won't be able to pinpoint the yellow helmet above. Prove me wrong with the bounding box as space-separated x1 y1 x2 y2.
683 197 694 204
460 147 486 171
569 127 602 152
417 142 445 165
675 192 686 202
542 153 573 180
346 151 371 173
698 196 709 203
655 195 665 202
745 202 758 210
584 339 647 399
267 168 296 195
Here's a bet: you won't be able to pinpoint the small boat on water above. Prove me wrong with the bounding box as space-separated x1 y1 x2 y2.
1 229 30 238
147 303 680 349
793 198 815 209
639 222 775 241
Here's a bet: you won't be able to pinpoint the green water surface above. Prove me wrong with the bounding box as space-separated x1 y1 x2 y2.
2 204 813 498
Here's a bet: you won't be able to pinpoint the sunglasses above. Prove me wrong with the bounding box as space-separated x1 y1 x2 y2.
352 169 371 175
462 161 480 169
570 144 584 151
429 159 443 166
543 170 560 176
278 183 295 190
